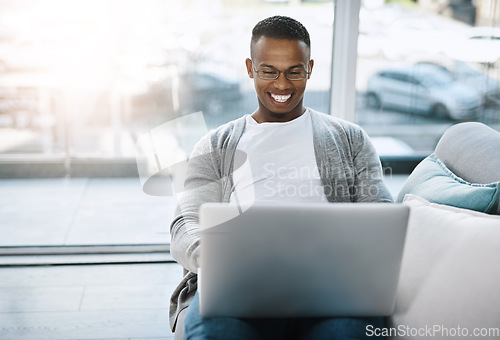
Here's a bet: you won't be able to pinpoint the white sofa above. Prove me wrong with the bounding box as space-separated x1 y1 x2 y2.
388 122 500 339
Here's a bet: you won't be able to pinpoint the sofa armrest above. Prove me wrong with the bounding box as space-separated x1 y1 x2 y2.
388 196 500 339
435 122 500 184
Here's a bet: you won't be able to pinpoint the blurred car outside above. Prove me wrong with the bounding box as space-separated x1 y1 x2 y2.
365 63 483 121
415 60 500 106
178 68 242 117
132 63 243 125
370 136 414 157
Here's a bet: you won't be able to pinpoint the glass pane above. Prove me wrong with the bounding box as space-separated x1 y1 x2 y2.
356 0 500 157
0 0 333 159
0 0 334 248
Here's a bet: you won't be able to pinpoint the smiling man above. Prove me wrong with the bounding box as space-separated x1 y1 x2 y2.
246 30 313 123
169 16 392 339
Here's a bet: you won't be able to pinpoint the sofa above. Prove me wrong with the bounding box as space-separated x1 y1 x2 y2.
388 122 500 339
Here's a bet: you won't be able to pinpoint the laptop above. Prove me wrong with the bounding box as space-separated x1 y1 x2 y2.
198 202 409 318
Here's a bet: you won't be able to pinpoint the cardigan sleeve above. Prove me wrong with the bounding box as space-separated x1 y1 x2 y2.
169 133 223 273
349 126 393 203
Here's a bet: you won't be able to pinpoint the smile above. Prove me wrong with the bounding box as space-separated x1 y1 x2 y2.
270 93 292 103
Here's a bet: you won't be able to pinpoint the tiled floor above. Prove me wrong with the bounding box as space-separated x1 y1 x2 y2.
0 263 182 340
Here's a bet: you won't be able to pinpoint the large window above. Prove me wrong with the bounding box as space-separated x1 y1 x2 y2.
0 0 333 161
2 0 499 253
0 0 334 252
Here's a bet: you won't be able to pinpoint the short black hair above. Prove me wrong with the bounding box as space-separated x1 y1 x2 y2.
251 16 311 57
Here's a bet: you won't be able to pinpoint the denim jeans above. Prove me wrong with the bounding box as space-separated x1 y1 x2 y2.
184 292 387 340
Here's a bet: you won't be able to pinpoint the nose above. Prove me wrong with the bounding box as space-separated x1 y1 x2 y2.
274 72 291 90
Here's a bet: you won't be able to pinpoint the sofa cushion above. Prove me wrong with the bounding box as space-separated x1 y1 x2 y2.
435 122 500 185
388 195 500 338
396 153 500 214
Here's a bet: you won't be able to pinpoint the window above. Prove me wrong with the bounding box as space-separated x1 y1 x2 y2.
2 0 499 255
0 0 334 253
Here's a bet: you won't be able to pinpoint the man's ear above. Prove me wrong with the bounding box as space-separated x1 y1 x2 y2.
245 58 254 79
307 59 314 79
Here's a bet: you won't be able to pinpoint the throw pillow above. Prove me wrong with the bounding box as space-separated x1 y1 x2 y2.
396 153 500 214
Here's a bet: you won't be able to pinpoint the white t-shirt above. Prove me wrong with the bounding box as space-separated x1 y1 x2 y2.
230 109 327 205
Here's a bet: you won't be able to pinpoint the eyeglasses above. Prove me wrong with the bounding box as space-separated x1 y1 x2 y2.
252 63 310 81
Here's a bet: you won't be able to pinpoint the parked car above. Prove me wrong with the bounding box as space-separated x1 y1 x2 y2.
135 67 242 122
178 70 242 116
415 60 500 106
365 63 483 120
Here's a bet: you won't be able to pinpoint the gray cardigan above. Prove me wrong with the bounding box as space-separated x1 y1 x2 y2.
169 108 393 330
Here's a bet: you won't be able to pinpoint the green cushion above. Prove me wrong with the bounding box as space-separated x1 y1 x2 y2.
397 153 500 214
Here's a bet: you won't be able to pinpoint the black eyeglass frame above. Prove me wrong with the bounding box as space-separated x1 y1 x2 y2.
251 62 311 81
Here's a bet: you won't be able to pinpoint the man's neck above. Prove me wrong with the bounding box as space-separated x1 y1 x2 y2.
251 106 306 123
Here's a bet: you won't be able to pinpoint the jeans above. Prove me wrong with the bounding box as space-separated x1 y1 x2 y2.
184 292 386 340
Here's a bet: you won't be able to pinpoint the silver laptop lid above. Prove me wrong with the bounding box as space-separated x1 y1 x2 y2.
199 202 409 318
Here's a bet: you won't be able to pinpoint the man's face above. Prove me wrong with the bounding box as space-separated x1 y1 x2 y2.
246 37 313 122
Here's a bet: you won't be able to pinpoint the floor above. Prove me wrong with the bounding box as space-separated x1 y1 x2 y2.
0 263 183 340
0 178 182 339
0 175 408 340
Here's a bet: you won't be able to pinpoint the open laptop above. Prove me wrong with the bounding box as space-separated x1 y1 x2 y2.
198 202 409 318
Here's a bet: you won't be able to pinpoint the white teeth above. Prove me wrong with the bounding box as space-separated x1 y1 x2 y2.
271 93 291 103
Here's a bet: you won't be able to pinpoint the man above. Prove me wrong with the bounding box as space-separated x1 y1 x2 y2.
169 15 392 339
